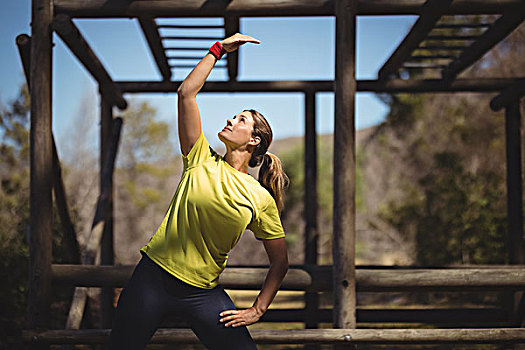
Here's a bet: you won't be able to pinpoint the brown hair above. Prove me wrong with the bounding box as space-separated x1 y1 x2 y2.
246 109 289 212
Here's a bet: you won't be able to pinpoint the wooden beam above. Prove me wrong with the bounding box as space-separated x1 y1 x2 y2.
161 307 510 326
28 0 54 333
490 78 525 111
15 33 81 266
138 17 171 81
22 328 525 345
65 117 123 330
256 308 509 324
52 136 81 264
224 16 240 81
53 0 522 18
52 265 525 291
442 5 525 81
16 34 31 89
99 96 115 328
378 0 453 80
334 0 357 330
504 101 524 265
116 78 522 93
52 14 127 109
85 117 123 266
304 89 319 335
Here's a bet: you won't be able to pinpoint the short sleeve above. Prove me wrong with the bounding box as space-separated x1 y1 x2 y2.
181 130 212 169
247 195 286 240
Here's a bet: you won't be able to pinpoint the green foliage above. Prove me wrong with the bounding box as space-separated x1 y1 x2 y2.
119 101 176 211
0 86 77 347
0 86 30 348
380 151 506 265
120 101 173 168
374 21 513 265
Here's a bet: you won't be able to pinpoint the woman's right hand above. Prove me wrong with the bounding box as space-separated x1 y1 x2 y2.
220 33 260 53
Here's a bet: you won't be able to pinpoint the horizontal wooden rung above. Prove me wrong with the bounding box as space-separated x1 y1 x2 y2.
23 328 525 344
170 65 227 69
157 24 225 29
418 45 469 50
162 36 222 40
409 55 456 60
165 47 209 51
434 23 491 28
426 35 480 40
52 265 525 291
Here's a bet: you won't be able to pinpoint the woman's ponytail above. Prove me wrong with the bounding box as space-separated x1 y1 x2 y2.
245 109 289 212
258 152 289 213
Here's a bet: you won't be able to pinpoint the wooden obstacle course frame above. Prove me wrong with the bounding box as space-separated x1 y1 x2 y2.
24 0 525 346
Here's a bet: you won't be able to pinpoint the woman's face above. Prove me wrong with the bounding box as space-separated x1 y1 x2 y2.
218 111 260 149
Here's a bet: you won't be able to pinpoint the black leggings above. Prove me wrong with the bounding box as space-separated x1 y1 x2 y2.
106 253 257 350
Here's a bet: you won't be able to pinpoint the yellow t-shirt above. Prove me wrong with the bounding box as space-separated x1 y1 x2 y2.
140 130 285 289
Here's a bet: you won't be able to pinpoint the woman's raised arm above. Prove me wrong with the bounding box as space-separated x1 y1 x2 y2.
177 33 260 156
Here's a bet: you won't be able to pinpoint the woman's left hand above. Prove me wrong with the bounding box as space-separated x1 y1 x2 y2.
220 33 260 53
219 307 262 327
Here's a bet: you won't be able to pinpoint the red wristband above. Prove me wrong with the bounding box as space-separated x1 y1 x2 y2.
209 41 227 60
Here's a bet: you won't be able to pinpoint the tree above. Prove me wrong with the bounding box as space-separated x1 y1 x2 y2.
115 101 179 264
374 19 525 266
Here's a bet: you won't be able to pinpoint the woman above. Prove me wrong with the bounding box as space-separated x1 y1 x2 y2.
107 33 289 350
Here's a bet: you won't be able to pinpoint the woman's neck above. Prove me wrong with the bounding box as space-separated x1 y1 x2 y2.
224 150 250 174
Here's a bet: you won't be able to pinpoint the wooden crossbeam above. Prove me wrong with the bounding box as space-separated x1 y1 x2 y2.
162 35 223 40
257 307 509 324
15 34 31 88
54 0 522 18
160 308 510 326
52 136 81 265
138 17 171 81
52 265 525 292
435 23 491 28
442 5 525 81
115 78 522 93
158 24 224 29
16 33 81 265
23 328 525 344
378 0 453 80
426 35 480 40
53 14 127 109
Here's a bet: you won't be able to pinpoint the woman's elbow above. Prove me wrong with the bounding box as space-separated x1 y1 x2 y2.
177 84 195 98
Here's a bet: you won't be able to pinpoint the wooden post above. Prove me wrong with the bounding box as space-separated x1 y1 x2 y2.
100 95 115 328
304 89 319 349
504 101 525 327
28 0 53 340
333 0 357 330
505 101 524 265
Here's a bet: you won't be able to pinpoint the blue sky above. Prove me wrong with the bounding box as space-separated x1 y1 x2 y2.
1 1 416 152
